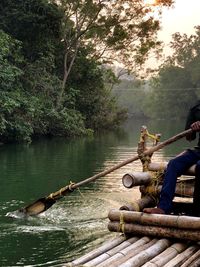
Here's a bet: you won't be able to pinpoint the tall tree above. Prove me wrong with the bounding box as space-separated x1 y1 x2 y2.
167 26 200 87
55 0 174 106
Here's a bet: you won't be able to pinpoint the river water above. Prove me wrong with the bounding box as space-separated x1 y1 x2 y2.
0 119 195 266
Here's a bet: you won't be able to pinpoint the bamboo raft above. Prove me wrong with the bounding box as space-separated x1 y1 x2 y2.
66 127 200 267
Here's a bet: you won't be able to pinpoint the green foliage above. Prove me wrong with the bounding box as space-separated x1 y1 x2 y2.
46 108 87 137
22 55 61 102
0 0 63 62
0 91 34 143
59 0 173 71
144 27 200 119
0 30 24 90
0 27 88 143
0 90 88 143
0 0 174 143
67 49 126 129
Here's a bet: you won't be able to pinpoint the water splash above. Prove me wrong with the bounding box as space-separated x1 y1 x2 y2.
6 210 28 219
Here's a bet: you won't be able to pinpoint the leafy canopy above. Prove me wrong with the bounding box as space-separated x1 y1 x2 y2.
144 26 200 119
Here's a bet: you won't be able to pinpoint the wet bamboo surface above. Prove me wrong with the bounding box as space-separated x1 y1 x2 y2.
65 234 200 267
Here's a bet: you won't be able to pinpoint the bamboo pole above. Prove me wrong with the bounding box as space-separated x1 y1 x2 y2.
180 249 200 267
118 239 171 267
104 236 139 256
97 237 152 267
71 129 193 190
83 237 138 267
119 195 157 211
148 162 168 171
108 221 200 242
142 243 188 267
65 235 126 266
189 257 200 267
148 162 196 175
122 172 152 188
18 128 194 216
108 209 200 230
98 238 157 267
163 245 199 267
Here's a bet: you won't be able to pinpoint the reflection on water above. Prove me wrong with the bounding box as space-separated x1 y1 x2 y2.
0 119 196 266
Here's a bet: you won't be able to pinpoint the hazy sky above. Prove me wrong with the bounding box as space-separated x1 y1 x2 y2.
146 0 200 67
159 0 200 48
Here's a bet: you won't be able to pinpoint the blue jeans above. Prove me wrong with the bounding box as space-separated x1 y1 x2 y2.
158 149 200 214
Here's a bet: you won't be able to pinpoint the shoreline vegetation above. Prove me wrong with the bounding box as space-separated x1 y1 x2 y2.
1 1 199 144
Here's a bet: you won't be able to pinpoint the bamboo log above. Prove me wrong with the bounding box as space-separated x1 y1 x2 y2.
83 237 138 266
140 182 194 198
148 162 168 171
108 209 200 230
148 162 196 175
118 239 171 267
108 221 200 242
142 243 188 267
122 172 152 188
98 238 157 267
180 249 200 267
189 257 200 267
163 245 199 267
66 235 126 266
119 195 157 211
104 236 138 256
122 171 195 195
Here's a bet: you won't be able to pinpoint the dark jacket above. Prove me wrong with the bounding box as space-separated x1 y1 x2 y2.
185 101 200 147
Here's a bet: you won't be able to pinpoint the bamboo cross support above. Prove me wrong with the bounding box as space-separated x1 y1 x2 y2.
108 209 200 230
139 181 194 198
108 221 200 242
119 195 158 212
148 162 196 175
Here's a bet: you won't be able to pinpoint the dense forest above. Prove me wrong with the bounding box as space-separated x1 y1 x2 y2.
0 0 175 143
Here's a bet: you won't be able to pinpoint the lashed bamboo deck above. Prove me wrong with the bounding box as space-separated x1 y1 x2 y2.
65 233 200 267
66 211 200 266
65 127 200 266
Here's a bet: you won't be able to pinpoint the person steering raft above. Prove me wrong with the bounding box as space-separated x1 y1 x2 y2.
144 101 200 216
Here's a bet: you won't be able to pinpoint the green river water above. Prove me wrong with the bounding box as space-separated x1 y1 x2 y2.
0 119 195 267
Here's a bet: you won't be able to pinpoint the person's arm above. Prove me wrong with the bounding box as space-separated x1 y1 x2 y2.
185 107 196 141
